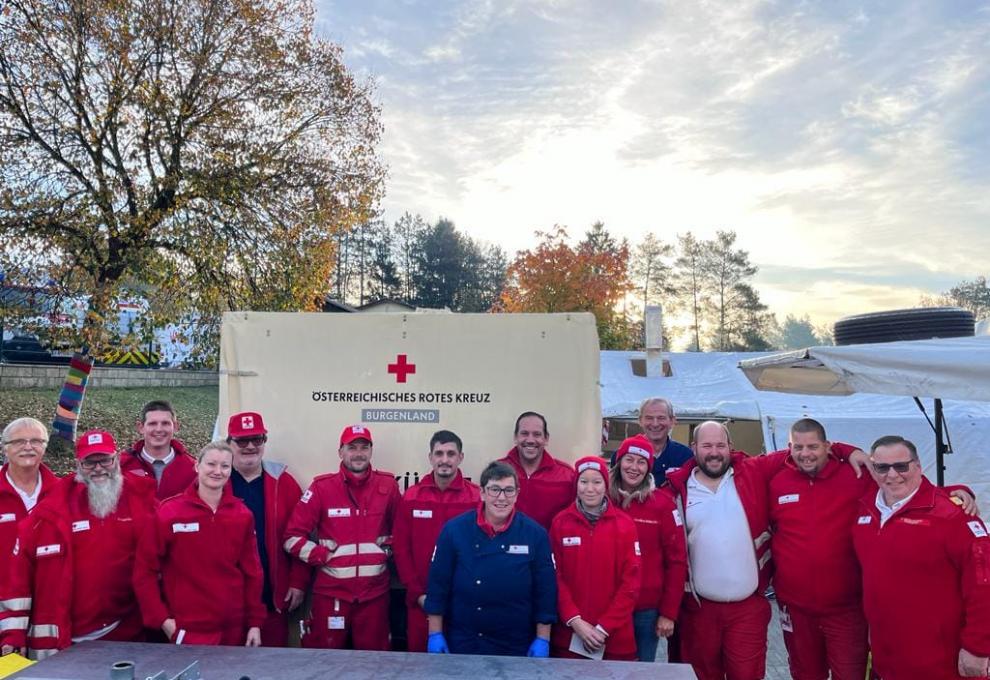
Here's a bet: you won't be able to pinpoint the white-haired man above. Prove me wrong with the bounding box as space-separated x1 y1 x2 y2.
0 430 155 660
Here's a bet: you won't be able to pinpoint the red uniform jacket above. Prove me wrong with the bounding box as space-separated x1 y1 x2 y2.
120 439 196 500
283 465 400 602
620 490 687 618
664 451 789 597
550 502 642 658
133 484 266 636
0 475 155 659
499 448 576 530
0 463 59 586
255 461 311 611
852 478 990 680
767 443 867 614
393 470 480 605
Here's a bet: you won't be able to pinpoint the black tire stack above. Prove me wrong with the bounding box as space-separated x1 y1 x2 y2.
833 307 975 346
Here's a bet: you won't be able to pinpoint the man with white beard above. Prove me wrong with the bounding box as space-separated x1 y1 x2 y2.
0 430 156 660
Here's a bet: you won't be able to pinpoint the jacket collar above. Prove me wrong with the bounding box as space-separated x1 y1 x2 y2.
476 501 516 537
420 469 466 491
504 446 557 473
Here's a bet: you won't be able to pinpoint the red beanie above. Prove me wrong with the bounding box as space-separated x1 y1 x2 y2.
574 455 609 491
615 434 655 470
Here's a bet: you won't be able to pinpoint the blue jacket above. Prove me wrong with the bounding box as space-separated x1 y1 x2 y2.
424 508 557 656
652 438 693 486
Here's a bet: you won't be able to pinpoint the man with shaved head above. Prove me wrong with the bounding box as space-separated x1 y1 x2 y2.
662 421 786 680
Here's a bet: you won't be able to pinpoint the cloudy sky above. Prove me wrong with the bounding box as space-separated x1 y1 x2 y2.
315 0 990 324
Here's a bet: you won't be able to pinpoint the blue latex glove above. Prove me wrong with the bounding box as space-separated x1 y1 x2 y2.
527 637 550 658
427 632 450 654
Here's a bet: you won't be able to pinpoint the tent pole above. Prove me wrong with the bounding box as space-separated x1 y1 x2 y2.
935 398 945 487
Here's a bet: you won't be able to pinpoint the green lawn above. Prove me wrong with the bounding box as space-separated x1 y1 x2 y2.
0 385 218 474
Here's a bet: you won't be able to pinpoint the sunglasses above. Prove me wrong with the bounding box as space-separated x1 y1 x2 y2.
872 460 914 475
231 436 267 447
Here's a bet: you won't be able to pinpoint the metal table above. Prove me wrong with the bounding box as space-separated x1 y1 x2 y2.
8 641 696 679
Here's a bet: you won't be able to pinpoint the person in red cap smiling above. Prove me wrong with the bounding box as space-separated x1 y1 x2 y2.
0 429 155 660
134 441 265 647
549 455 641 661
283 424 400 650
225 411 309 647
609 435 687 662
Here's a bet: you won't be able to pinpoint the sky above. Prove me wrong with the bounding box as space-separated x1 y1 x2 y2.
314 0 990 325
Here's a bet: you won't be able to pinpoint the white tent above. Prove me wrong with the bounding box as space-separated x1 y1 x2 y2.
600 348 990 507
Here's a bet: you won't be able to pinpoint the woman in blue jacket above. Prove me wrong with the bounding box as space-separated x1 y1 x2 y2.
424 460 557 657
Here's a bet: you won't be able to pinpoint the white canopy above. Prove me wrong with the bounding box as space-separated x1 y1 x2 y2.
738 336 990 402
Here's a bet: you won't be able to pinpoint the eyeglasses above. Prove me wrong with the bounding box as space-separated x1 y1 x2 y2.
872 460 914 475
80 456 116 470
2 438 48 449
484 485 518 498
231 436 266 447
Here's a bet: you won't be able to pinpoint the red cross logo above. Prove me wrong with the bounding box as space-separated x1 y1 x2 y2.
388 354 416 383
241 416 254 430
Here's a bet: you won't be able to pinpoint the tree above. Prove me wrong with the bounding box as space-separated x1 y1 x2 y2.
720 283 775 351
0 0 384 357
672 232 707 351
500 226 635 349
774 314 821 349
921 276 990 319
703 231 759 351
630 232 673 314
392 212 428 304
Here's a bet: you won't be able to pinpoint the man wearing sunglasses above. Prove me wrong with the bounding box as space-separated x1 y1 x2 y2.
0 430 154 660
226 411 309 647
853 435 990 679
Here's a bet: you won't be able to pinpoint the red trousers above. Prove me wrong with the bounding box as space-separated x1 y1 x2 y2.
259 609 289 648
406 603 428 653
680 593 771 680
302 593 390 651
778 601 868 680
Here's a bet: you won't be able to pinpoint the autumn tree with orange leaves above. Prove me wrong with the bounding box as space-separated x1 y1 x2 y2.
499 224 636 349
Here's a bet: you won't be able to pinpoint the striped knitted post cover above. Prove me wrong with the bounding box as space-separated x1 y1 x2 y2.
51 352 94 443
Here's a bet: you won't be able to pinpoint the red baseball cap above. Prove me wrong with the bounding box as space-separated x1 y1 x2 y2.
574 455 609 491
75 430 117 460
339 425 373 447
228 411 268 438
615 434 655 469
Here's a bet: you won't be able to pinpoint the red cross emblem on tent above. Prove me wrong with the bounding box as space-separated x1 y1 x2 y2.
388 354 416 383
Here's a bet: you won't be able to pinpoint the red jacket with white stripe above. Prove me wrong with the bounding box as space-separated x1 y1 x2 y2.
0 475 155 659
550 502 642 657
120 439 196 500
133 484 266 634
392 470 480 605
618 490 687 618
767 443 868 613
663 451 789 597
282 465 400 602
852 478 990 680
499 448 576 531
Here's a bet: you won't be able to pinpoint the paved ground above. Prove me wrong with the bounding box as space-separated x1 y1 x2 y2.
656 599 791 679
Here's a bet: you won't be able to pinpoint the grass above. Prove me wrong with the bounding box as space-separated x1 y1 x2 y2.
0 385 218 474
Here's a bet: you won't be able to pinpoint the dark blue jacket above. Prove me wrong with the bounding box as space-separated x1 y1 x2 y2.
652 438 693 486
424 508 557 656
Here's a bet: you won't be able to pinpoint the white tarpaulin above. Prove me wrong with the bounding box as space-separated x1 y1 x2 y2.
601 349 990 510
220 311 601 488
739 336 990 401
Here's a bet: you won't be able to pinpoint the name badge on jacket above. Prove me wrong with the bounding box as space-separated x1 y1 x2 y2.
36 544 61 556
0 513 16 523
172 523 200 533
857 516 872 525
72 520 91 532
562 537 581 547
507 544 529 554
778 494 799 505
413 509 433 519
328 508 351 518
